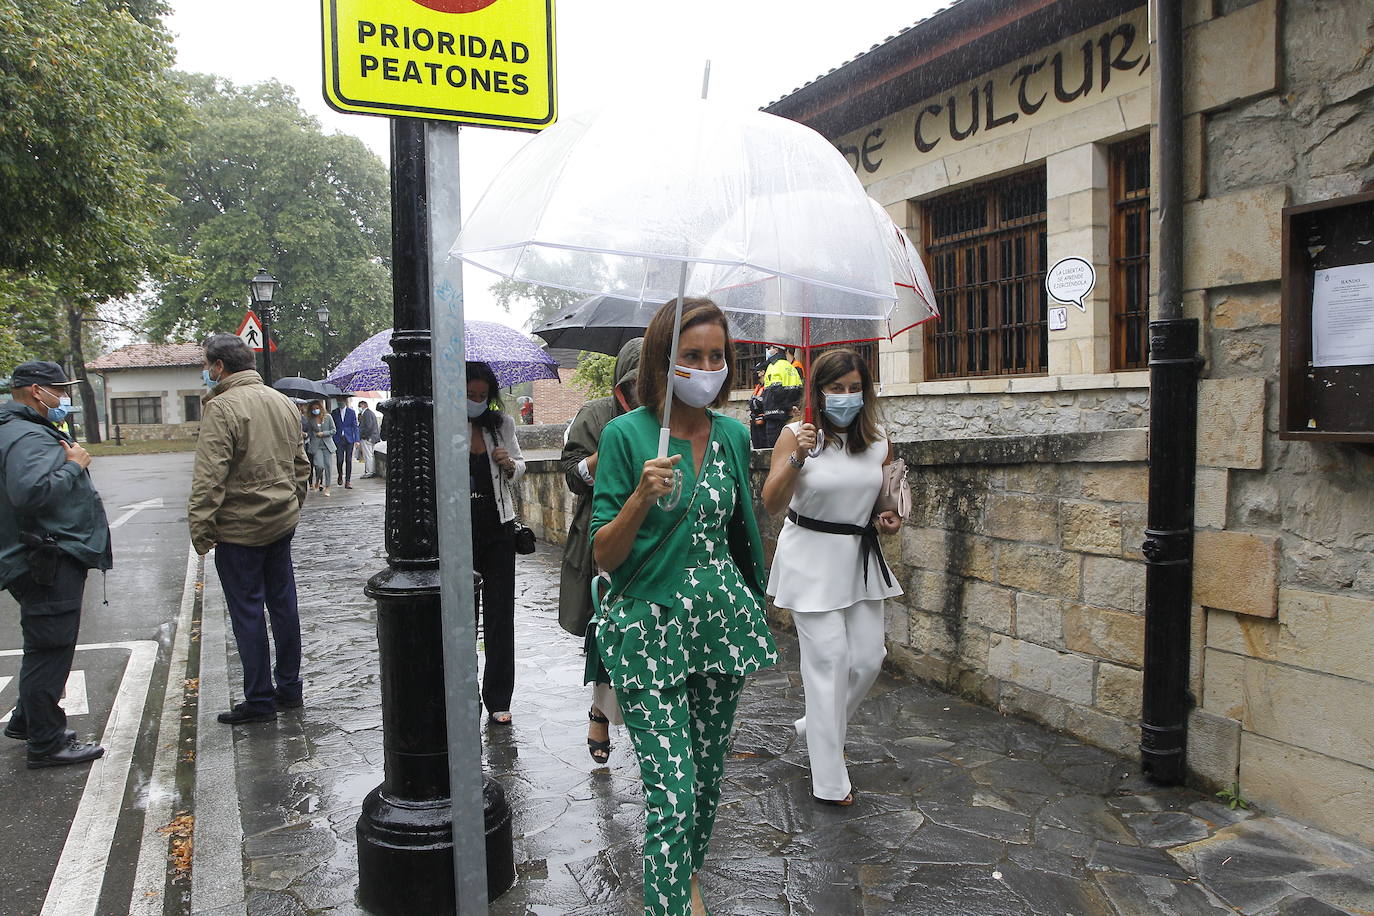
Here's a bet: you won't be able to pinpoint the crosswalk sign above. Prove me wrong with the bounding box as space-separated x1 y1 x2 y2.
236 311 277 353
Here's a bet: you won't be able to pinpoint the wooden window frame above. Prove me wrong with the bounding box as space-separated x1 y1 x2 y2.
923 168 1049 380
112 396 162 425
1110 135 1151 371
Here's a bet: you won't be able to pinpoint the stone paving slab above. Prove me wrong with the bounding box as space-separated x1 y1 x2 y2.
211 485 1374 915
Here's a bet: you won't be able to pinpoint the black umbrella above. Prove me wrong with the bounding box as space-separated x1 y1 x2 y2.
531 294 659 356
272 377 327 400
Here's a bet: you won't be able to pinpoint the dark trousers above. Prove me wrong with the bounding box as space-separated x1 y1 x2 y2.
473 512 516 714
335 443 353 485
763 414 788 450
214 533 302 712
7 556 87 753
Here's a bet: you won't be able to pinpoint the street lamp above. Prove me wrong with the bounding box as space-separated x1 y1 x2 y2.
316 302 332 376
249 268 279 384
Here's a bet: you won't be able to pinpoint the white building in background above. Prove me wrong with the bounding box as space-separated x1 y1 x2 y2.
87 343 205 441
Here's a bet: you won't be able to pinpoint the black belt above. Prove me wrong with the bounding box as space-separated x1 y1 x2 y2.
786 509 893 589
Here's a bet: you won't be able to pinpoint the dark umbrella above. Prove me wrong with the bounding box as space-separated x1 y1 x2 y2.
272 377 327 400
531 294 659 355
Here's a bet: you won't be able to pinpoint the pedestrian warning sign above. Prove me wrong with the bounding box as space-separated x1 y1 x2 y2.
321 0 556 130
236 311 277 353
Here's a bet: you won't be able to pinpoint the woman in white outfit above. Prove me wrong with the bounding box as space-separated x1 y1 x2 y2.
762 348 903 806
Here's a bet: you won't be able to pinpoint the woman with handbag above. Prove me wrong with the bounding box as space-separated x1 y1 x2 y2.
467 361 526 726
762 348 905 807
590 298 777 916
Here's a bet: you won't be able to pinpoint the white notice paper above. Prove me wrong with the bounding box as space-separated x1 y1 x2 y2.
1313 262 1374 367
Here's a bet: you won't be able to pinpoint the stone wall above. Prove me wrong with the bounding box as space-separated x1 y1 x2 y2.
111 422 200 443
1173 0 1374 844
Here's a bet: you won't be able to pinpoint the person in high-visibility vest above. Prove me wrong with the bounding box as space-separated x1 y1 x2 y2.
761 346 803 448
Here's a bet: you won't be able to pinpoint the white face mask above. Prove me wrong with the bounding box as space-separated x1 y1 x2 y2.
466 398 488 419
670 364 727 409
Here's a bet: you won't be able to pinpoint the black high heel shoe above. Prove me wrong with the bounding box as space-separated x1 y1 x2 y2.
587 707 611 765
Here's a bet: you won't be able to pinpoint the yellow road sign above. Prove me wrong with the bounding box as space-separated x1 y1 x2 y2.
322 0 556 130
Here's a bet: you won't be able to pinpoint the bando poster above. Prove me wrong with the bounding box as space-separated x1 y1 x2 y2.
1312 262 1374 368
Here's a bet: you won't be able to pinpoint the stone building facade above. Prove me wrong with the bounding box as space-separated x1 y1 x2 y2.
753 0 1374 844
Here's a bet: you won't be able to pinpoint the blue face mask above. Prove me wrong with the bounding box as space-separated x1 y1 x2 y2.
823 391 863 428
466 398 489 419
38 387 70 424
203 369 218 388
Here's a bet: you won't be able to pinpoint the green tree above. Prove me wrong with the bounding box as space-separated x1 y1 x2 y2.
0 0 184 291
0 272 64 373
490 277 582 331
146 75 391 378
0 0 189 438
568 351 616 398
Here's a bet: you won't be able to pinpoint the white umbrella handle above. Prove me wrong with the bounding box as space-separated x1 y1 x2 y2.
656 261 691 510
657 260 691 458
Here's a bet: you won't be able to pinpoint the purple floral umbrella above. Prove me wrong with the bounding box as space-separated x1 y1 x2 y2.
327 321 560 392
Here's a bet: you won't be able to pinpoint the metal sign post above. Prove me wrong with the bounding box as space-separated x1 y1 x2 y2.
427 121 506 910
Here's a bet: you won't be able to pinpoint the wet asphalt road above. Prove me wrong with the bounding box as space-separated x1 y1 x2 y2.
0 451 196 915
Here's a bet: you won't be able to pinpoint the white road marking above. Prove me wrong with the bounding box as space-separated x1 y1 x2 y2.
1 670 91 722
128 544 199 916
108 497 164 531
23 640 159 916
61 670 88 717
0 675 10 694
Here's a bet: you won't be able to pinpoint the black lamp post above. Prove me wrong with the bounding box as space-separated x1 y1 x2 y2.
316 302 333 376
249 268 279 384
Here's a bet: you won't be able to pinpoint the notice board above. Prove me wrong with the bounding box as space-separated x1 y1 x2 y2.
1280 191 1374 442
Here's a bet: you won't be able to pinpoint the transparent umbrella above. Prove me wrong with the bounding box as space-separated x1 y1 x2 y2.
451 98 910 506
727 196 941 420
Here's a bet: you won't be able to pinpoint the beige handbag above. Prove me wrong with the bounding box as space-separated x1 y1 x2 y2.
873 458 911 520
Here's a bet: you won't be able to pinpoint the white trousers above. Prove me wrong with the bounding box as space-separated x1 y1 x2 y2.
792 599 886 801
359 439 376 476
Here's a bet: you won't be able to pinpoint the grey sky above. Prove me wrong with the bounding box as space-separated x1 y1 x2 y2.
165 0 946 326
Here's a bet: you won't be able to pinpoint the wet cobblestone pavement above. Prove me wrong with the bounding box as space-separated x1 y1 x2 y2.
218 483 1374 915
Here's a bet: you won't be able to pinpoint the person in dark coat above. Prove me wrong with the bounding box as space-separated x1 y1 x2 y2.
558 337 641 764
330 397 359 489
356 400 381 478
0 361 110 768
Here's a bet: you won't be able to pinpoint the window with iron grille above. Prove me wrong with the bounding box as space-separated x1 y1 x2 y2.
924 168 1048 379
112 396 162 425
1111 135 1151 370
183 395 202 423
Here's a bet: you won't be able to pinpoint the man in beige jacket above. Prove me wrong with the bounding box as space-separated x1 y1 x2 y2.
189 333 312 724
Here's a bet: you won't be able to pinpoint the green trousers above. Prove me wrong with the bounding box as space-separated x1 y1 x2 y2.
618 672 745 916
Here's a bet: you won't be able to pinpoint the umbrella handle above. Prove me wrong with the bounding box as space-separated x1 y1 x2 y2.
655 262 690 510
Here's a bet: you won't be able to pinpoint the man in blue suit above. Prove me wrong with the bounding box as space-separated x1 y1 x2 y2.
330 397 360 489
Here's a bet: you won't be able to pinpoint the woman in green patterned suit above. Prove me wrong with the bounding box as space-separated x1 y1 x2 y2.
589 298 778 916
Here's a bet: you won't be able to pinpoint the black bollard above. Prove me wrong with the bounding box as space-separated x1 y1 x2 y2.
356 116 513 914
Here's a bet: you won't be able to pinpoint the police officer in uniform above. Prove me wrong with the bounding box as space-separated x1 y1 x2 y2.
0 361 109 768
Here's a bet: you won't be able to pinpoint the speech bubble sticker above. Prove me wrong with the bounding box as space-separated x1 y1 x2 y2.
1046 257 1097 312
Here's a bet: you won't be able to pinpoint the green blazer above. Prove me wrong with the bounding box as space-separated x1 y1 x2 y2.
590 406 765 606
